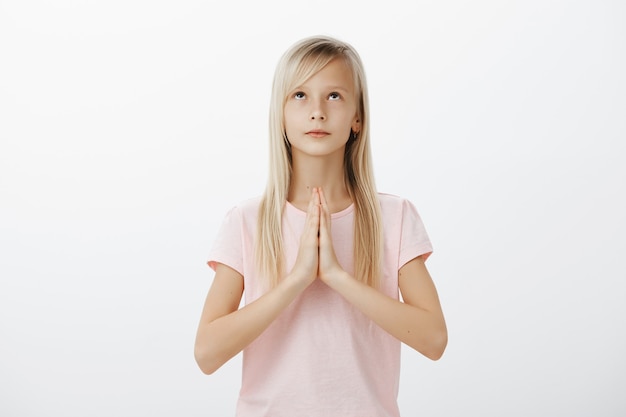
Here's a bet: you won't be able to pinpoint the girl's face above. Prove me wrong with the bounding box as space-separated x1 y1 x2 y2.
283 58 360 160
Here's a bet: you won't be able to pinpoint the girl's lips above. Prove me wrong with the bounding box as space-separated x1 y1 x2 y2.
306 130 329 138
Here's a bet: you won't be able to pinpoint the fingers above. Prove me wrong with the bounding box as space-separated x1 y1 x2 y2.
306 187 317 214
291 188 321 288
318 187 327 213
316 187 343 284
313 186 321 208
318 187 330 237
304 187 320 240
302 187 332 241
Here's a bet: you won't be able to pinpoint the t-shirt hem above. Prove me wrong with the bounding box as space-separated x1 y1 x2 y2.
207 255 244 276
399 243 433 269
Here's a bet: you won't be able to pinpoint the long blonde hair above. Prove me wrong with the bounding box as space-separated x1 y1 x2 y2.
256 35 383 289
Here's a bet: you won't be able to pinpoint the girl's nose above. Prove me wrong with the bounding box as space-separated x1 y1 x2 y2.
309 102 326 120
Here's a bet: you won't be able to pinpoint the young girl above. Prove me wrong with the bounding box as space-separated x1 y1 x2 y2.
194 35 447 417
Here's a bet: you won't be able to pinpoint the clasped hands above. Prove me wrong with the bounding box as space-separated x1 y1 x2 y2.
290 187 346 288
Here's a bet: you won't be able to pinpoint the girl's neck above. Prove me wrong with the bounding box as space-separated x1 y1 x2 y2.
287 154 352 213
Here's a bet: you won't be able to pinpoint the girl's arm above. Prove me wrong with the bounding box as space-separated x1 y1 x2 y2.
194 190 322 374
322 257 448 360
317 188 447 360
193 263 310 374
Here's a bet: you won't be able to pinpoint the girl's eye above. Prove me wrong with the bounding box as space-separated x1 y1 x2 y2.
328 92 341 100
294 92 306 99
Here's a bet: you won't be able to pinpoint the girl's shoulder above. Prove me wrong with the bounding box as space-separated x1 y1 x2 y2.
377 192 406 203
217 195 263 224
233 195 263 212
377 192 425 219
377 192 414 208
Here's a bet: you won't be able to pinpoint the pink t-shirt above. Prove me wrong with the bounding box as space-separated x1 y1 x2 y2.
208 193 433 417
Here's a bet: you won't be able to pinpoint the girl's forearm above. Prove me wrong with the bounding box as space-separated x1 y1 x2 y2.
326 271 448 360
194 276 307 374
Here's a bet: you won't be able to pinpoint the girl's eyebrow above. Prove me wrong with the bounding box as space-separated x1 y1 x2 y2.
327 86 350 93
292 85 351 93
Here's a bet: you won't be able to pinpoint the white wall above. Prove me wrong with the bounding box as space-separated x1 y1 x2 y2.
1 1 624 415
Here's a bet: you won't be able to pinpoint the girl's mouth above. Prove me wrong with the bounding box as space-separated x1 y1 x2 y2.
306 130 330 138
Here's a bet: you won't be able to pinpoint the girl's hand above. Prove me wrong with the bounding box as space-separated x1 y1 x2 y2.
287 188 320 289
317 187 346 284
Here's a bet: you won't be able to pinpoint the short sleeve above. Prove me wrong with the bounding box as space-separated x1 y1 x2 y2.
207 206 245 276
398 199 433 268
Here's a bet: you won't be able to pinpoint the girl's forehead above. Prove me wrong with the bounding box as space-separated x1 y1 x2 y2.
292 58 356 90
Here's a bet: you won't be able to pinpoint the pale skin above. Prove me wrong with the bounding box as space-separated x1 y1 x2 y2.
194 58 447 375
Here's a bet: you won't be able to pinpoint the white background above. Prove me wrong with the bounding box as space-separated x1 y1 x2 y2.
1 1 625 416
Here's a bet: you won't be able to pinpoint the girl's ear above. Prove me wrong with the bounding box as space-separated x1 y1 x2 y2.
352 117 360 134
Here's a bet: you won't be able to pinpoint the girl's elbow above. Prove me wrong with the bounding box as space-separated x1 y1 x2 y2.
194 345 221 375
419 328 448 361
196 360 218 375
427 329 448 361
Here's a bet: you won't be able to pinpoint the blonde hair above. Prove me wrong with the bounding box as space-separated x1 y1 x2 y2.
256 35 383 289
